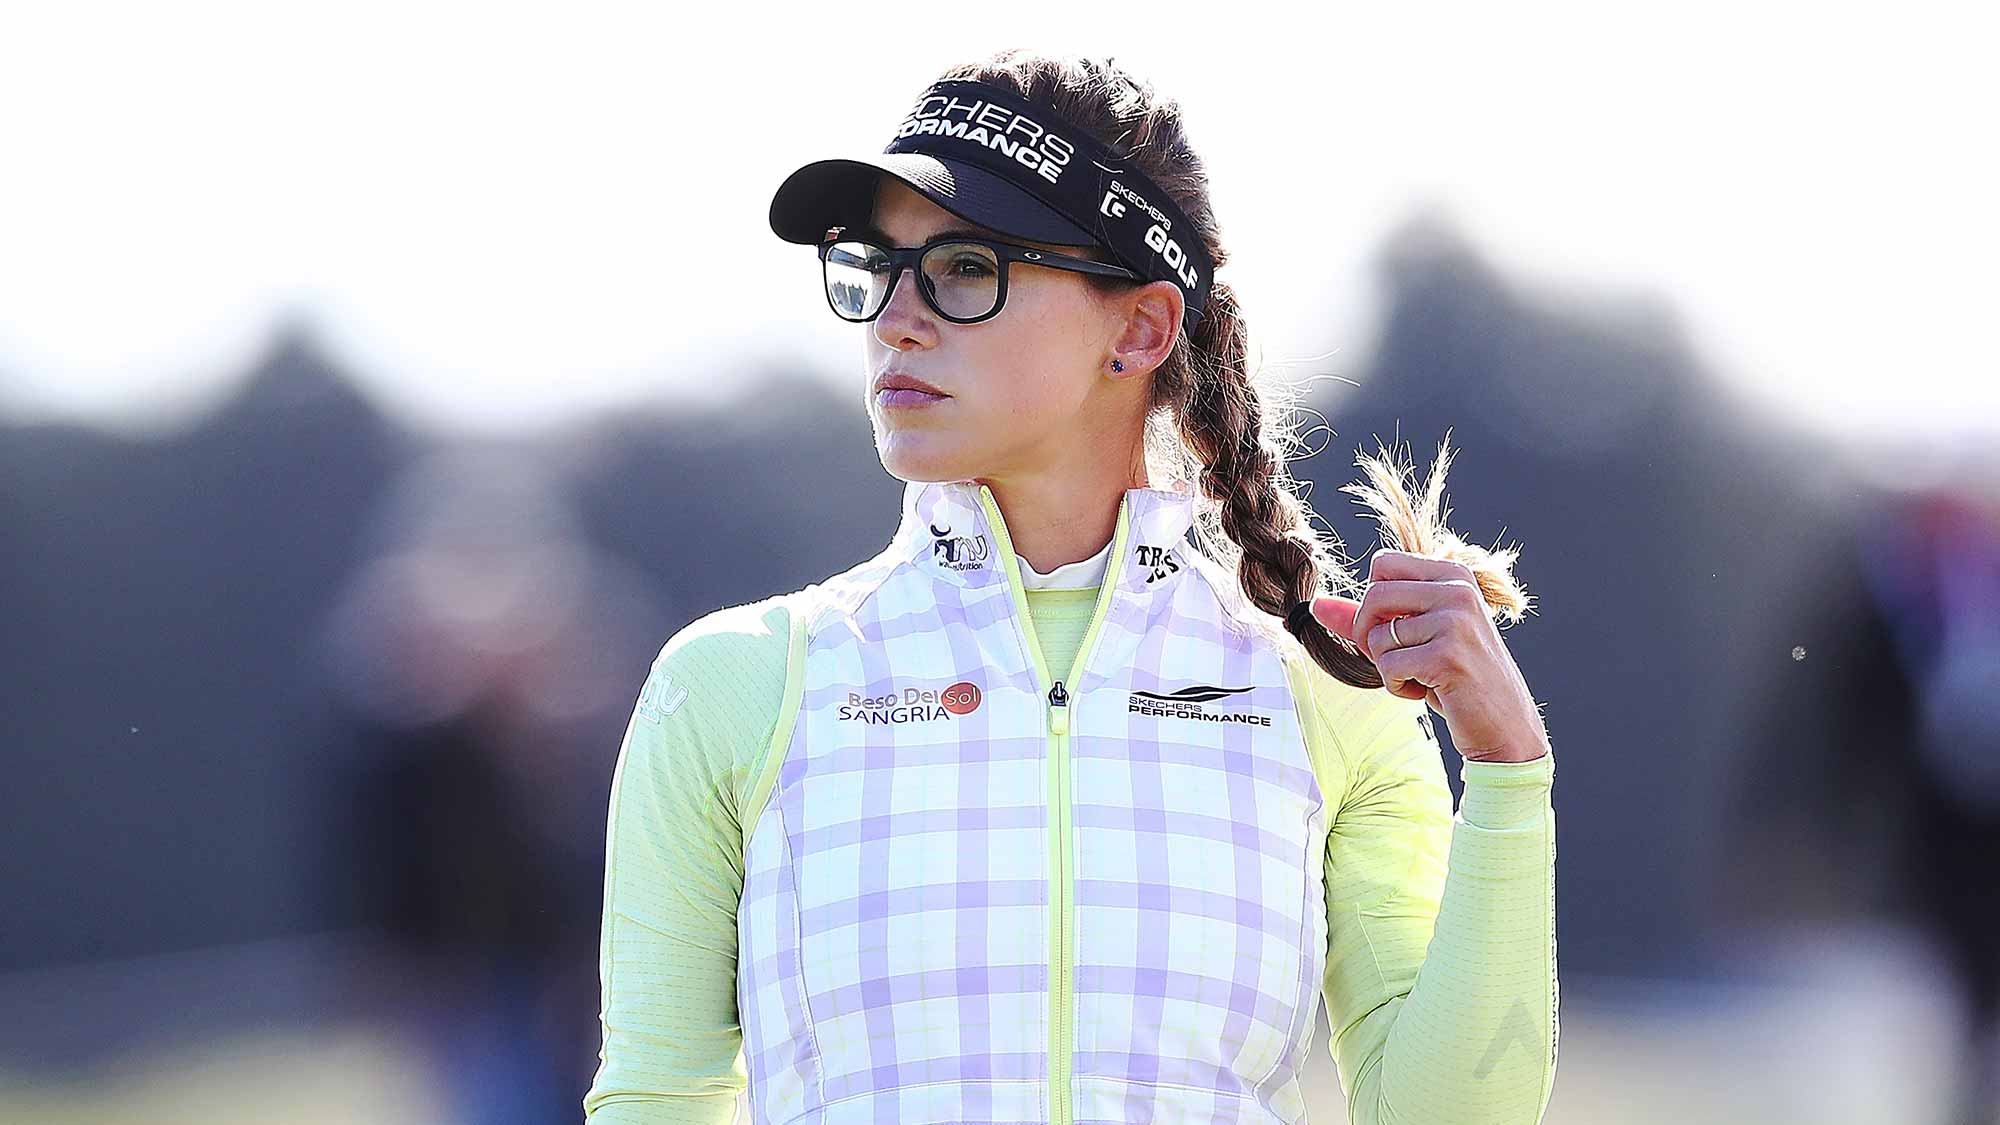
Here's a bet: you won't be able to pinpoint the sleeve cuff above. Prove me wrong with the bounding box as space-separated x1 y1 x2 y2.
1456 749 1555 829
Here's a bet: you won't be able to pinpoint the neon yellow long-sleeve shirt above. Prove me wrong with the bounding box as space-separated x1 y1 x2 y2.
585 588 1557 1124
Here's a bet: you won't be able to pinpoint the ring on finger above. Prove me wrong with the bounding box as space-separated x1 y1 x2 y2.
1387 616 1405 649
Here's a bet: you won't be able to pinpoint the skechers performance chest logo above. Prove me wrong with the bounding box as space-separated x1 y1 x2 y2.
930 523 990 571
1129 684 1270 726
841 680 983 724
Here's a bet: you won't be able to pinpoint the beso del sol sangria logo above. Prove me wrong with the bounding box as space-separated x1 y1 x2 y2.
839 680 984 724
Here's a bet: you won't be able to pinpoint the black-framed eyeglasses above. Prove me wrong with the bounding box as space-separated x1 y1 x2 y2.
817 229 1142 325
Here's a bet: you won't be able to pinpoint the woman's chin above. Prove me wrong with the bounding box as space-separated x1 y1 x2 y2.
877 437 977 484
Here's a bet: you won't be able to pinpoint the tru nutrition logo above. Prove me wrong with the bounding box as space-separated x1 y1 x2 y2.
930 523 990 572
1128 684 1271 727
635 669 688 724
841 680 984 725
897 93 1078 185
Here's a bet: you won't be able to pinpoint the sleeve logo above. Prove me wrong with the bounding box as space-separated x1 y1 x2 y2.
637 669 689 724
1416 710 1439 745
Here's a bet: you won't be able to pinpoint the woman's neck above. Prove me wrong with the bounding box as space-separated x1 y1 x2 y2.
979 460 1146 575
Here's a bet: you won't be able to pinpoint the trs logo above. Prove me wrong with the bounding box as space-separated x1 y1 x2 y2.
1134 544 1181 584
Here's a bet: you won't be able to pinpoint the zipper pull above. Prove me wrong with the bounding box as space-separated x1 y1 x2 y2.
1048 681 1069 735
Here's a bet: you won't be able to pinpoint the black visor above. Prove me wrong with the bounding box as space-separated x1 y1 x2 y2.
769 78 1214 329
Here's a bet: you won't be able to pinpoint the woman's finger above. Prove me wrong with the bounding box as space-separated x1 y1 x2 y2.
1352 579 1476 658
1373 636 1444 701
1310 594 1362 643
1368 549 1478 586
1366 608 1440 664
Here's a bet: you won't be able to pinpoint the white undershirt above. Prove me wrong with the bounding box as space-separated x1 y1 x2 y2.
1015 536 1114 591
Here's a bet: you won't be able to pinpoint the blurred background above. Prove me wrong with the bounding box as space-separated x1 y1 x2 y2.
3 4 1996 1123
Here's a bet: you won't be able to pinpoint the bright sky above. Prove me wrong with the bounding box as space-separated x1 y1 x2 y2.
0 2 1992 443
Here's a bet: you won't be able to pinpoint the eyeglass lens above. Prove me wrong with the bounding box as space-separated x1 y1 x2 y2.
824 240 1002 322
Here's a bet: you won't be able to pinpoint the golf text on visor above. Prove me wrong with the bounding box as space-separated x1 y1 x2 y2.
883 79 1216 330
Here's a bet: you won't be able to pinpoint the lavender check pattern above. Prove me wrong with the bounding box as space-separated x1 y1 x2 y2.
736 480 1331 1124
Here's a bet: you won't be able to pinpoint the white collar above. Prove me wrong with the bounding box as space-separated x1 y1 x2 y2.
1016 536 1113 591
898 478 1196 596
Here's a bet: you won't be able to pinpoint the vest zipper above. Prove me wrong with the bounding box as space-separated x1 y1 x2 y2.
974 485 1132 1125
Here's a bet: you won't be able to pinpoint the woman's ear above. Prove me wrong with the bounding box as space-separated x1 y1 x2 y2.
1109 280 1183 376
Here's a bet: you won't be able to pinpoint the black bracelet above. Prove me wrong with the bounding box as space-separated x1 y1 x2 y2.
1283 599 1316 633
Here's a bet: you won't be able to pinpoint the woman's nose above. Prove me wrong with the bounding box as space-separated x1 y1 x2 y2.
871 268 935 351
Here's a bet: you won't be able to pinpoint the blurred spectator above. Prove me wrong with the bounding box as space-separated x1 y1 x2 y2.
316 447 663 1123
1866 485 2000 1125
1716 473 2000 1125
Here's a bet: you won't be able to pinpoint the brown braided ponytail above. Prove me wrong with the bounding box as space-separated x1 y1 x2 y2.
936 50 1533 688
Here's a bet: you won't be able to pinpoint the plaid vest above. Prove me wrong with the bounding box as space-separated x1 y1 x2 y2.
737 479 1331 1124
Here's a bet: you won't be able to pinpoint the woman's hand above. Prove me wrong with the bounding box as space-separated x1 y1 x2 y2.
1312 550 1551 764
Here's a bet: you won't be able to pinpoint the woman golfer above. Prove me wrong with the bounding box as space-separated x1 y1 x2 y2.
586 50 1557 1125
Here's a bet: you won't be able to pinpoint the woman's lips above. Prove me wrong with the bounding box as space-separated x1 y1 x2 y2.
877 387 949 409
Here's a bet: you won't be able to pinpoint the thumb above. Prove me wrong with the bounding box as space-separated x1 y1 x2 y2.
1310 594 1362 645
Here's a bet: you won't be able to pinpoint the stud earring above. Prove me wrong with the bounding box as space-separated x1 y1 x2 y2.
1110 358 1125 372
